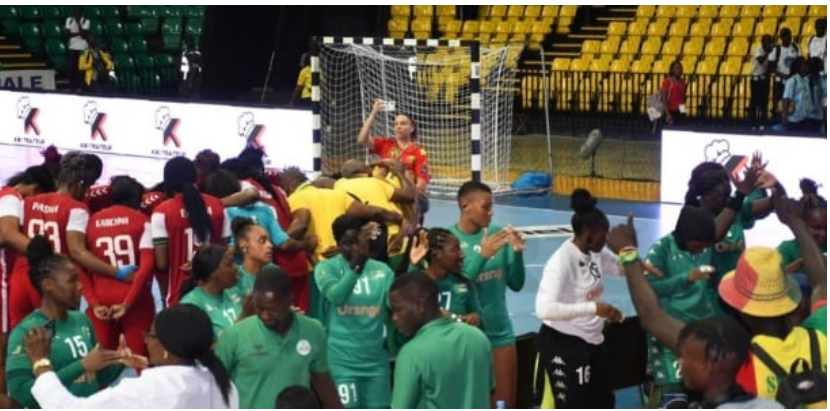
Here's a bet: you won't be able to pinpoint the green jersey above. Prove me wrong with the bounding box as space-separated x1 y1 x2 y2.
216 313 328 409
391 317 493 409
436 274 481 316
645 234 719 323
314 255 393 375
6 310 122 408
180 287 243 340
235 263 277 297
777 239 827 267
712 190 763 279
450 224 525 347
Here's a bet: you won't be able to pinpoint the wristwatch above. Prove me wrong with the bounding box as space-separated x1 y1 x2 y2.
32 358 52 371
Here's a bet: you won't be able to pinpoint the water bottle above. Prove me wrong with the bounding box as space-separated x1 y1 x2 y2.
496 399 506 409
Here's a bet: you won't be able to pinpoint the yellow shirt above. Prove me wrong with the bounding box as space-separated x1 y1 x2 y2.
296 66 311 99
288 183 354 260
334 177 401 241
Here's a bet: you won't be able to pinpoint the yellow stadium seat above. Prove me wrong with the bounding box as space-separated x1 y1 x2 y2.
674 6 696 20
619 36 642 55
704 39 726 56
631 59 653 74
607 22 627 36
689 21 711 37
442 20 461 36
647 21 669 37
413 5 433 17
436 5 455 17
637 5 655 19
600 37 620 56
785 5 807 17
740 5 762 18
487 5 507 17
681 56 698 74
808 5 826 17
391 5 410 17
726 38 749 56
541 5 559 18
641 37 662 55
653 59 673 74
628 21 648 36
552 58 571 71
388 18 408 34
741 61 753 75
609 58 631 73
762 5 784 19
780 18 802 37
524 5 541 18
581 40 601 57
711 22 732 37
460 21 479 39
479 20 496 34
719 59 742 75
669 19 690 37
732 20 755 37
570 59 589 71
507 5 524 19
720 5 740 19
696 59 718 75
698 5 719 19
661 37 683 56
560 5 577 17
492 21 513 43
531 20 551 34
754 19 778 37
683 37 704 55
656 5 676 19
513 20 532 35
589 59 609 72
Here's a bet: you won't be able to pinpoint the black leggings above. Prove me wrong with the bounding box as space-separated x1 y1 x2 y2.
538 324 613 409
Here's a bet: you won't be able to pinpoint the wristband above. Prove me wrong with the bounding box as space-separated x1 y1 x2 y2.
618 248 640 266
726 192 746 212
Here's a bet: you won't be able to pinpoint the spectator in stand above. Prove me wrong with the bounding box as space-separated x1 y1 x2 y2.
180 35 203 100
288 52 311 107
769 28 801 119
781 57 818 133
807 57 827 132
78 36 115 94
64 6 89 92
749 35 774 129
661 62 687 126
807 19 826 72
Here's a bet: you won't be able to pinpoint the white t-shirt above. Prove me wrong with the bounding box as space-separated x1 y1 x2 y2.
535 240 621 345
808 35 827 73
65 16 90 51
750 45 771 77
768 43 801 77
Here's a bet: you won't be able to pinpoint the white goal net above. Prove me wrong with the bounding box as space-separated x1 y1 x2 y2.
314 38 522 195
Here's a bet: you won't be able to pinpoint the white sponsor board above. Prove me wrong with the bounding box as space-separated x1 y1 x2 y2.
661 129 828 245
0 90 313 187
0 69 57 90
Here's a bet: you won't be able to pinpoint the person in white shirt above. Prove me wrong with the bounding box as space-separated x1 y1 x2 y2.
749 35 774 127
535 188 624 409
768 28 801 119
64 6 90 92
807 19 826 74
26 304 239 409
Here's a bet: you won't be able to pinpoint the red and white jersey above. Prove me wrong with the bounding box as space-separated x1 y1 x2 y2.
140 190 165 216
19 193 88 256
151 193 230 305
86 205 153 306
86 185 113 215
0 186 22 332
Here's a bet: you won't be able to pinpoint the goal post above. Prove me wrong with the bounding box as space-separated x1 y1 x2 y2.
311 36 522 195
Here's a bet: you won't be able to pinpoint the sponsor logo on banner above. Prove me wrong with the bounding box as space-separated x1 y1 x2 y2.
0 69 56 90
13 96 45 146
238 111 265 150
80 101 112 151
153 106 185 157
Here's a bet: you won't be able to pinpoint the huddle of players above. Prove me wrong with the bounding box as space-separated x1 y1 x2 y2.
0 146 528 409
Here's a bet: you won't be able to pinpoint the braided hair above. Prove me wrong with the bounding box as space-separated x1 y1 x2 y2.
677 317 750 370
424 227 469 284
58 151 103 197
799 178 826 215
179 245 230 298
684 162 729 207
27 235 70 295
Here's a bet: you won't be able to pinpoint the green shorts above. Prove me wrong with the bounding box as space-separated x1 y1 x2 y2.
331 373 392 409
